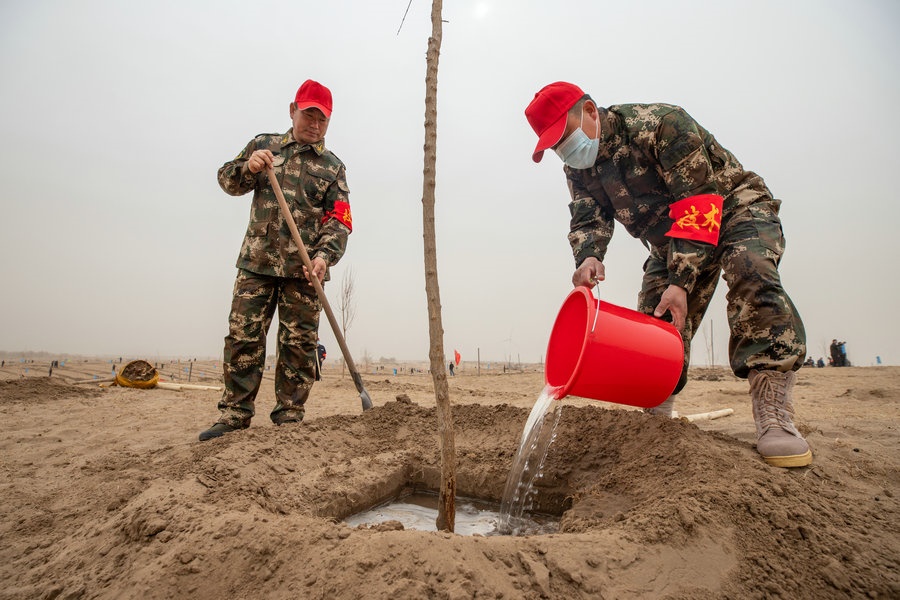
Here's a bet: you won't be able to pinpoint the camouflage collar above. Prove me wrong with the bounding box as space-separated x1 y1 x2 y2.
596 107 619 162
281 130 326 155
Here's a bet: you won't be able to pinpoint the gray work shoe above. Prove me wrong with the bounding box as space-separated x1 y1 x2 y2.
644 395 676 418
199 422 243 441
749 369 812 467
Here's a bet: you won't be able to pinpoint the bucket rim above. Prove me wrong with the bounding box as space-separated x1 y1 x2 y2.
545 286 595 398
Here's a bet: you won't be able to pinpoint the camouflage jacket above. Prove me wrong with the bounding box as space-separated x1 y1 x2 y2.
218 130 351 279
565 103 776 292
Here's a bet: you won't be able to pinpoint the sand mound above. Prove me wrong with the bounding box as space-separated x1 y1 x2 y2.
1 370 898 599
0 376 102 404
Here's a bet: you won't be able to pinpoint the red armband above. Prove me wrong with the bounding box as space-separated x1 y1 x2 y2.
664 194 723 246
324 200 353 231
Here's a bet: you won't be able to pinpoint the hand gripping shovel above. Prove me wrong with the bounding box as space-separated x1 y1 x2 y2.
266 167 373 411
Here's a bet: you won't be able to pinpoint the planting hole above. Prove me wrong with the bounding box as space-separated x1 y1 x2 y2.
344 489 559 535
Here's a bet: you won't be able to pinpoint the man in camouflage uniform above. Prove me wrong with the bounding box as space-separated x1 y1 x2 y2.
525 82 810 467
200 80 353 441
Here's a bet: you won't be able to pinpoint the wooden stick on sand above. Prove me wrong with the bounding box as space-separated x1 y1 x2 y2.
71 377 221 391
156 382 223 392
684 408 734 422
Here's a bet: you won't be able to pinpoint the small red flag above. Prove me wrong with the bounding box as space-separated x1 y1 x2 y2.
664 194 723 246
454 350 461 366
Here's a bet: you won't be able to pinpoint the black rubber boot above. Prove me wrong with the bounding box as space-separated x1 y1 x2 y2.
199 422 241 441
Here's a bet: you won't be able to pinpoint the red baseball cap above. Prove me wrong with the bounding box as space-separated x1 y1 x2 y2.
525 81 584 162
294 79 333 118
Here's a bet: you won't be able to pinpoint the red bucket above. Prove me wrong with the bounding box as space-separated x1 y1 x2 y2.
545 287 684 407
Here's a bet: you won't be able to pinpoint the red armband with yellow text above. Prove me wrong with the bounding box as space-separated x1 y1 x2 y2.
324 200 353 231
665 194 723 246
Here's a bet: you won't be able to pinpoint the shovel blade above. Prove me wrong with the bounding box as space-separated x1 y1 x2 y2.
352 371 374 411
359 389 374 411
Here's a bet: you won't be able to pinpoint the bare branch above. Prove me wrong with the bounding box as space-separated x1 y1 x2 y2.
397 0 414 35
338 266 356 376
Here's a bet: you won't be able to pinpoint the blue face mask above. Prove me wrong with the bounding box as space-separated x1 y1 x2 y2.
554 107 600 169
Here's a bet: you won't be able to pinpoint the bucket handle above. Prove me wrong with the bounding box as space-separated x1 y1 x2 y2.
590 283 601 333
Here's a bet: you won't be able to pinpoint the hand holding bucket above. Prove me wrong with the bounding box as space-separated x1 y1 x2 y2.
545 287 683 407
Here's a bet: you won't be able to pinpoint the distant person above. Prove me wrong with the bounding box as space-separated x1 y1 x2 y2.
448 361 455 376
525 82 810 467
829 339 848 367
829 339 840 366
315 341 327 381
816 358 825 368
200 79 354 442
803 357 815 367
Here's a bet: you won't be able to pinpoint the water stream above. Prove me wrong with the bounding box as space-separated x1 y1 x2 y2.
497 385 564 535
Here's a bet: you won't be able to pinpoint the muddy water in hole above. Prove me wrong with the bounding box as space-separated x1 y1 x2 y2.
344 491 557 535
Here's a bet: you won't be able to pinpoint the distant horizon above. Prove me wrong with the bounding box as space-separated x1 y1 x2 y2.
0 349 890 368
0 349 539 365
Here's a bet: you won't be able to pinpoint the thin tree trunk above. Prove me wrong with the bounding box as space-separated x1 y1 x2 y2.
422 0 455 532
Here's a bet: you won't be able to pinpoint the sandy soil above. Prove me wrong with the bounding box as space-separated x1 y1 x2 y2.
0 359 898 599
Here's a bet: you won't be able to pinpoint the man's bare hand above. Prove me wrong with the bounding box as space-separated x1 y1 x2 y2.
654 284 688 330
304 257 327 284
572 257 606 288
246 149 275 174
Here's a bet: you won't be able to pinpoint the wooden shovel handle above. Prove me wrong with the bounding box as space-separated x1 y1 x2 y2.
265 168 372 410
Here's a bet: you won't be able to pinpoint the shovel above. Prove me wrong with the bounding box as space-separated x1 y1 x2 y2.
265 167 373 411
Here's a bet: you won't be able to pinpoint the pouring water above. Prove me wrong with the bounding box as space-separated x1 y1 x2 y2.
497 385 563 535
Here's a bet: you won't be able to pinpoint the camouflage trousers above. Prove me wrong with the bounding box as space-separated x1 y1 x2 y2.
637 200 806 394
217 269 321 427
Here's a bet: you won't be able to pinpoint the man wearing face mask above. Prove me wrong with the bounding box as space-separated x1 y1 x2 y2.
525 82 810 468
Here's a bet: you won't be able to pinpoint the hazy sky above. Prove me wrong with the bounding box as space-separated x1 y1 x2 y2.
1 0 898 367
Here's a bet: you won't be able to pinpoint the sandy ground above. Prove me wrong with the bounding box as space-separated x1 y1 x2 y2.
0 358 898 599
